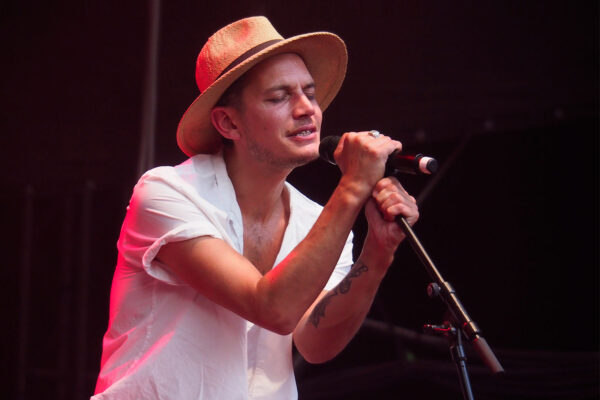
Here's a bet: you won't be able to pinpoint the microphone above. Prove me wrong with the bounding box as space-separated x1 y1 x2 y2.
319 135 438 175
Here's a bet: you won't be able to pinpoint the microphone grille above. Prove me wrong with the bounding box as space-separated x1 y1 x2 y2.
319 136 340 165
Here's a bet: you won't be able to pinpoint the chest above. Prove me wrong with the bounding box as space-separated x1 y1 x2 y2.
243 215 288 275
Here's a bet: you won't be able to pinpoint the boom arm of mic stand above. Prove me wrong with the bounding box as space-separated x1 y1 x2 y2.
395 215 504 374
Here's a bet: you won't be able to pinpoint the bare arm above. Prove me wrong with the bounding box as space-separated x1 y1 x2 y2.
293 177 419 363
158 132 398 335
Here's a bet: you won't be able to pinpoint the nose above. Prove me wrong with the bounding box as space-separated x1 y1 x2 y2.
292 93 316 119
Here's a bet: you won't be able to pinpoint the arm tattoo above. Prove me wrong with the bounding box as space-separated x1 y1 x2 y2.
309 262 369 328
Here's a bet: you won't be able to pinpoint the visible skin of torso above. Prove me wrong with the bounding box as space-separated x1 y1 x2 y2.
241 187 290 275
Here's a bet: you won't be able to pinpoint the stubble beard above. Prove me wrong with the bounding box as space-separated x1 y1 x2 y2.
246 136 319 172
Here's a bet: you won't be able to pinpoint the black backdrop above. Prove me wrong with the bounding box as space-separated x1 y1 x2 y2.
2 1 598 399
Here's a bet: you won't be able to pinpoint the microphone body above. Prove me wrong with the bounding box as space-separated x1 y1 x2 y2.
319 135 438 175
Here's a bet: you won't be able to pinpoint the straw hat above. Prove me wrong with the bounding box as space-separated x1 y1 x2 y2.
176 16 348 156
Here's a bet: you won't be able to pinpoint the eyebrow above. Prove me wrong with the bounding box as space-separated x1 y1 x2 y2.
264 82 316 94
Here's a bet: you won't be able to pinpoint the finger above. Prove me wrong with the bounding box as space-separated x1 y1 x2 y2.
372 184 418 221
372 178 411 201
373 176 406 194
357 131 402 153
380 195 412 221
386 203 420 224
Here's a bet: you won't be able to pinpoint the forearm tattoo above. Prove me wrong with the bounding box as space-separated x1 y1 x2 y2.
309 262 369 328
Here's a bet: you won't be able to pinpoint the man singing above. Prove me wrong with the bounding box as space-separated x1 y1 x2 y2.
93 16 419 399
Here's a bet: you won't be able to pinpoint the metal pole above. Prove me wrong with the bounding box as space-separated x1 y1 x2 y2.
58 195 74 400
137 0 162 176
75 181 94 398
17 185 34 400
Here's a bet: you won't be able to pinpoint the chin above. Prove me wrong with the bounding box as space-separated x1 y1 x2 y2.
291 150 320 168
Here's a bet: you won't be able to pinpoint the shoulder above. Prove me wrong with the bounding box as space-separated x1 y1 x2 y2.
122 155 232 239
135 154 223 196
125 155 220 216
140 154 218 186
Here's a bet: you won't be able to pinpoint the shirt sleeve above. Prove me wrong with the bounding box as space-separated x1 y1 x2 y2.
118 167 232 285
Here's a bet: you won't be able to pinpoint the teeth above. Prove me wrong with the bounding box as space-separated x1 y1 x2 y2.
297 130 311 136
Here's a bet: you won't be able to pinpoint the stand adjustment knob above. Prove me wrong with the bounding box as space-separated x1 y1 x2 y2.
427 282 441 298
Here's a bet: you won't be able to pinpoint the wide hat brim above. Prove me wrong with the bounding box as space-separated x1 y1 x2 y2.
176 32 348 156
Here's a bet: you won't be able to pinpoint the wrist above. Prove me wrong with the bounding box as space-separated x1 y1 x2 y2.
335 175 372 207
360 231 399 270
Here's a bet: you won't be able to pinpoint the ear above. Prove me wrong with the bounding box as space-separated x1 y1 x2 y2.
211 106 240 141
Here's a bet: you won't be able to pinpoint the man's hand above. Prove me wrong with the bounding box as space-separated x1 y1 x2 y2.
363 176 419 267
333 131 403 200
365 177 419 242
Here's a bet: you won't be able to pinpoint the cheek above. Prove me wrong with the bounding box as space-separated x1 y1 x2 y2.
260 109 289 132
259 114 284 135
315 107 323 127
240 108 278 135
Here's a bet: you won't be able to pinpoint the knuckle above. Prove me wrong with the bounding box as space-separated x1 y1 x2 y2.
378 177 392 186
390 192 403 202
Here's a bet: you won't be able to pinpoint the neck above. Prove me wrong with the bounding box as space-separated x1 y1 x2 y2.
223 146 291 221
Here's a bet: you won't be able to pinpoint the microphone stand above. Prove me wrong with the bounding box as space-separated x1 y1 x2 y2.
319 140 503 396
395 216 504 399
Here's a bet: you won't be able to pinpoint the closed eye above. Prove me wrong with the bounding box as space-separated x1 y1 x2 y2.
303 83 316 100
266 94 289 103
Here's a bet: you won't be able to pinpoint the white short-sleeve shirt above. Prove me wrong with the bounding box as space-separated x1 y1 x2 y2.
92 153 354 400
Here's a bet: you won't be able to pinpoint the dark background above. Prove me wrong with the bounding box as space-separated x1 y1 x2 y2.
2 1 598 399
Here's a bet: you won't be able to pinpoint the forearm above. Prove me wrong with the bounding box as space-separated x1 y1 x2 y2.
292 238 395 363
258 176 371 333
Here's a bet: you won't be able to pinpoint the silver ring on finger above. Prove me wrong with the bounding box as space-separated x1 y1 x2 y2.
368 130 381 138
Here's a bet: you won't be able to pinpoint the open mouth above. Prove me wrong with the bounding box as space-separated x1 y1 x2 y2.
291 129 314 137
288 125 317 138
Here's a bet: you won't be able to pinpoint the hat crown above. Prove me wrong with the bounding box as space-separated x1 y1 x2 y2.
195 16 284 93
